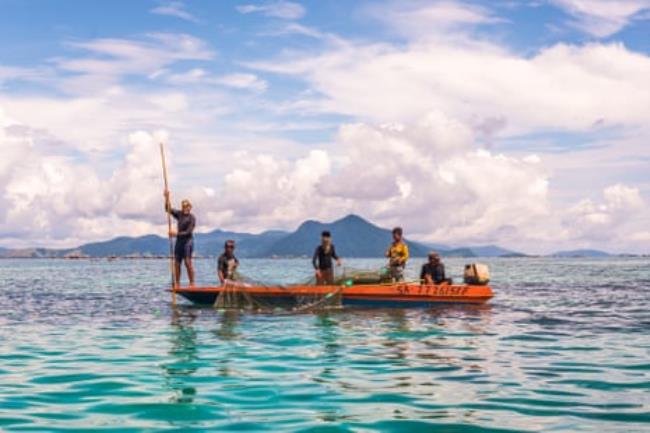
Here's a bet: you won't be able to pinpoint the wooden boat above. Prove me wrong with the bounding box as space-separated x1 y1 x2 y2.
172 281 493 308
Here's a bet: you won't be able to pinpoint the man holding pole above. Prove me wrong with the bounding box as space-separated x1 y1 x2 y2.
164 191 196 287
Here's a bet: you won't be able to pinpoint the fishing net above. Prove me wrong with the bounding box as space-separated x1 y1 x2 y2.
212 272 343 314
212 266 399 314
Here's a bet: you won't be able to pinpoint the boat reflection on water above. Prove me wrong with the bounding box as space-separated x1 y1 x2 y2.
314 312 342 382
163 306 245 404
307 304 495 423
162 306 200 404
161 301 494 424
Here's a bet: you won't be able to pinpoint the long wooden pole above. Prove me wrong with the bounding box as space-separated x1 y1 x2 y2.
159 142 176 305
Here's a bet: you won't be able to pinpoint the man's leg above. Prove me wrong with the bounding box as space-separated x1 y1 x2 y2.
174 261 182 288
184 240 194 286
390 265 404 282
323 269 334 285
184 258 195 286
174 240 183 288
396 266 405 282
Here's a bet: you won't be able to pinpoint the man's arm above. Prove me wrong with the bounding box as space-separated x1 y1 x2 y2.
232 257 239 272
164 191 174 214
420 266 430 283
165 205 180 220
217 256 225 284
312 246 320 270
332 245 342 266
401 244 410 264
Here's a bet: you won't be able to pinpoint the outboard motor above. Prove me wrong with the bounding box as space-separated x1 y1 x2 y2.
464 263 490 285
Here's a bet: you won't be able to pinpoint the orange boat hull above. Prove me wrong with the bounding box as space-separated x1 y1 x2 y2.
173 282 494 307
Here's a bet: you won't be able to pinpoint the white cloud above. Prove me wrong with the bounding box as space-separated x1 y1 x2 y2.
198 112 554 250
551 0 650 37
248 40 650 134
162 67 207 84
180 111 648 253
367 0 505 38
209 150 332 229
603 183 645 210
0 88 201 152
215 73 268 91
0 11 648 254
110 130 171 220
161 69 268 91
564 183 649 247
0 111 171 247
0 66 53 87
151 1 198 23
1 103 648 253
263 23 346 45
54 33 214 91
315 114 552 247
236 1 306 19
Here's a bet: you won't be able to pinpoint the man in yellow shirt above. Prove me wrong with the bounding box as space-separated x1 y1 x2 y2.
386 227 409 282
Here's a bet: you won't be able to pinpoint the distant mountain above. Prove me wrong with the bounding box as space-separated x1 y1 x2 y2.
467 245 523 257
0 247 71 258
69 230 287 258
1 214 529 259
265 214 433 258
551 249 611 258
80 234 168 257
195 229 288 258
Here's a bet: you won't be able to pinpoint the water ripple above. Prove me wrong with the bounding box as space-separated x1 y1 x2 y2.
0 257 649 432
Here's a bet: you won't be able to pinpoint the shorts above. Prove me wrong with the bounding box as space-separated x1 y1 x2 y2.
174 238 193 263
389 265 405 282
317 268 334 285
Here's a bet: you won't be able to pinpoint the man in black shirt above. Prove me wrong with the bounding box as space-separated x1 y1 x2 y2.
312 231 341 285
164 192 196 287
420 252 451 284
218 240 239 284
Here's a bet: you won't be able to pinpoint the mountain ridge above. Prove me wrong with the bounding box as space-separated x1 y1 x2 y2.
550 249 611 257
0 214 530 258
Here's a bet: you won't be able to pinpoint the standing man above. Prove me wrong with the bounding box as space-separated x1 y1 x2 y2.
164 191 196 287
312 231 342 285
386 227 409 282
218 240 239 284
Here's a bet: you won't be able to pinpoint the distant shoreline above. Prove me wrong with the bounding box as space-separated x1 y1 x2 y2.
1 255 648 260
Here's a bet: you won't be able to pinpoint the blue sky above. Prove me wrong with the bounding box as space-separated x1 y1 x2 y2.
0 0 649 253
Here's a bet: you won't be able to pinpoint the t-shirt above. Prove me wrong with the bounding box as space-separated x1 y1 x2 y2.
420 263 446 283
218 253 239 279
387 242 409 266
312 244 339 270
171 209 195 241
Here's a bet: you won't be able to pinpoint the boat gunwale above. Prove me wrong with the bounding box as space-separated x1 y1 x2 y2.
169 281 494 303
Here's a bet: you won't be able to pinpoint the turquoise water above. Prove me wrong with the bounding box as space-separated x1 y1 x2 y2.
0 257 649 432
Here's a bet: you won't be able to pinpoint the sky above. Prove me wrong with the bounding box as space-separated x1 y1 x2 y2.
0 0 649 254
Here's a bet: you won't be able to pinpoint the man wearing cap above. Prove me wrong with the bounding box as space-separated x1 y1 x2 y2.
218 240 239 284
164 191 196 287
420 252 450 285
386 227 409 282
312 230 342 285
